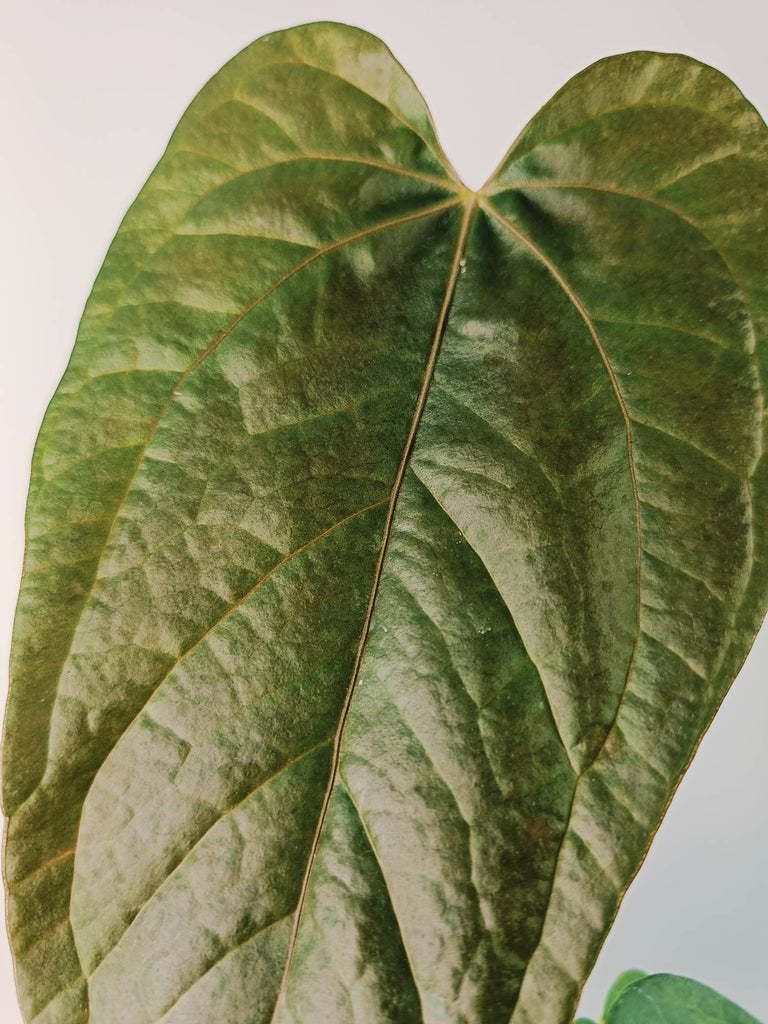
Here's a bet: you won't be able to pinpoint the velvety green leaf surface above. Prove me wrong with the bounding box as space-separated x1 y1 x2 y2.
606 974 760 1023
4 21 768 1024
482 56 768 1023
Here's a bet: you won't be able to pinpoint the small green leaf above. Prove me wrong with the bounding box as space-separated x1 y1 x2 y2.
604 971 649 1016
605 973 761 1023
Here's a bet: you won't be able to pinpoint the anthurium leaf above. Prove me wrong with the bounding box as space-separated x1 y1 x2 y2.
605 974 760 1022
4 20 768 1024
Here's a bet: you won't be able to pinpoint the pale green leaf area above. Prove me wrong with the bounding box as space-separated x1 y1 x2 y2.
4 19 768 1024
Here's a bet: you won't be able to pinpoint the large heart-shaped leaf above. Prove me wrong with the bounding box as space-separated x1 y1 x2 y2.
4 20 768 1024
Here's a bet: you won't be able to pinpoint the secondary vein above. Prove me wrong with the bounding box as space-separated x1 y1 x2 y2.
480 196 644 1019
479 197 643 767
18 195 463 817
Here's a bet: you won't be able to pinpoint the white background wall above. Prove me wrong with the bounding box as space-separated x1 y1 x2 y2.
2 1 767 1020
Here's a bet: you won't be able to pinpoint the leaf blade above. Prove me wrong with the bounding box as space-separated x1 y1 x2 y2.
5 28 768 1024
606 974 760 1023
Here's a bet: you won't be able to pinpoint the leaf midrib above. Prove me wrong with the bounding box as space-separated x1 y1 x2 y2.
270 196 477 1020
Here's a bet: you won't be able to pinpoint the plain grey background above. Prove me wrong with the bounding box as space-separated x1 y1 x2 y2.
2 1 767 1020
